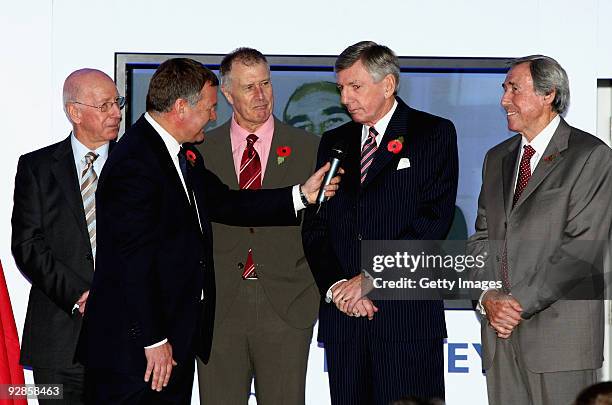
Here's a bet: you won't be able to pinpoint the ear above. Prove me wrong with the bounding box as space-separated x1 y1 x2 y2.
221 85 233 106
383 74 396 99
66 103 81 124
543 89 556 106
174 98 187 118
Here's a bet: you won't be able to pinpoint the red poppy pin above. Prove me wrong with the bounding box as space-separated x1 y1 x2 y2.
543 153 558 162
185 150 197 166
277 145 292 165
387 136 404 154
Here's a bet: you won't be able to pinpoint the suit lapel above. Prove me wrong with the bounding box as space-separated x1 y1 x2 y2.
361 99 408 189
512 118 570 211
51 136 90 242
501 137 521 219
263 119 290 188
204 122 239 188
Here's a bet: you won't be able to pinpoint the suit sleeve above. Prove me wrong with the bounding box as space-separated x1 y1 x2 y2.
197 153 299 227
98 157 166 346
301 133 346 296
408 119 459 240
11 155 89 314
511 144 612 318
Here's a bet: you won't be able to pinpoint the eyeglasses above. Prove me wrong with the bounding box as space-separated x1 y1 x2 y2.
70 96 126 113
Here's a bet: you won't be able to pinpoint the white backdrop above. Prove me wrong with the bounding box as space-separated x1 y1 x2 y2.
3 1 612 403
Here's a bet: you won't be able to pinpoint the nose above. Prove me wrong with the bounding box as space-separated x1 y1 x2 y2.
340 88 349 106
211 108 217 121
110 101 122 118
500 89 512 108
253 85 264 100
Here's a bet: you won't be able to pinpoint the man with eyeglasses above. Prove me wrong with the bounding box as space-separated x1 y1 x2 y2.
11 68 123 405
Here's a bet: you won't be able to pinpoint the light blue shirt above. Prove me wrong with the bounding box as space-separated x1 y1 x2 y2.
70 133 110 179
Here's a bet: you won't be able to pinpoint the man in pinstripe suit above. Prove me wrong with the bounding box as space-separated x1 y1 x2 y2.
303 41 458 405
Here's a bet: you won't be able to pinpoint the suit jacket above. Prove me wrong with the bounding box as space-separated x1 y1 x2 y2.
467 117 612 372
81 115 298 374
11 136 95 368
302 97 459 343
197 118 320 330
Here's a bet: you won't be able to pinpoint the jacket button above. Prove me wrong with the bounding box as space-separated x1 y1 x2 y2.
357 234 363 241
249 228 255 234
86 253 93 261
238 262 244 269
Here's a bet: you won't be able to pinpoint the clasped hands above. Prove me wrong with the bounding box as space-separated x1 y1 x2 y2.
482 290 523 339
332 273 378 320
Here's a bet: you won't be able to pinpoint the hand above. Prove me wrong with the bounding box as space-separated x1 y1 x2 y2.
144 342 177 391
350 297 379 320
300 162 344 204
76 290 89 315
482 290 523 339
332 274 366 314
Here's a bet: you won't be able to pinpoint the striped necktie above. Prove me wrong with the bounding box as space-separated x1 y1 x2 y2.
80 152 98 259
239 134 261 279
360 126 378 184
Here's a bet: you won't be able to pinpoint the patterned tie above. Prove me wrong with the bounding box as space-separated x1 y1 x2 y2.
360 126 378 184
239 134 261 279
512 145 536 207
80 152 98 259
501 145 537 292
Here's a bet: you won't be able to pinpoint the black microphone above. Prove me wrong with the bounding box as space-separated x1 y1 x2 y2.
316 143 345 209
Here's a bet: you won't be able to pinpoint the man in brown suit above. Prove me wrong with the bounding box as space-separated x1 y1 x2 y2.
196 48 320 404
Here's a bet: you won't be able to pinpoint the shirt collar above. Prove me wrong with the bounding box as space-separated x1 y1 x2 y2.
145 112 182 158
520 114 560 156
70 132 109 162
230 114 275 145
362 99 398 146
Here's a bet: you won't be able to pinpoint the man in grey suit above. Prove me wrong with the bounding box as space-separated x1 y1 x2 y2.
196 48 320 404
467 55 612 404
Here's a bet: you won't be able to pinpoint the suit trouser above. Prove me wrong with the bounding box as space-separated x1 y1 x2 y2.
33 364 85 405
486 336 596 405
197 280 313 405
84 358 194 405
324 327 445 405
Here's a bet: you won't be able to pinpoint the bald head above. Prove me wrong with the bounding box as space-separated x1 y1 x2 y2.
63 69 114 118
63 68 122 149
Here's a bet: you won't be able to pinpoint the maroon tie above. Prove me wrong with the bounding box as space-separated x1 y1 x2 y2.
239 134 261 279
501 144 537 292
512 145 536 207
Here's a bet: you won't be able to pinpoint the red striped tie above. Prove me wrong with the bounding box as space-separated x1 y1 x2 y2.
239 134 261 279
360 126 378 184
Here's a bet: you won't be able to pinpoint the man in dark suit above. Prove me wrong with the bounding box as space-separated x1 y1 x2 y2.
11 68 124 404
467 55 612 404
302 41 458 405
81 58 337 404
196 48 320 404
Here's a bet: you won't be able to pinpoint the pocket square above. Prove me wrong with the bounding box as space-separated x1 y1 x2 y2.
396 157 411 170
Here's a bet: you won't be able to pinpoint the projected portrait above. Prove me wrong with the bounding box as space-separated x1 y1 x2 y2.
282 81 351 135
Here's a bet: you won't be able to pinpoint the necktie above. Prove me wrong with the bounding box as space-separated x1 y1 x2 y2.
178 146 195 205
80 152 98 259
239 134 261 279
512 145 536 207
501 144 537 292
360 126 378 184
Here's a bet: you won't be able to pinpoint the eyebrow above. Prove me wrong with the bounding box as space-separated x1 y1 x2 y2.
322 106 346 115
286 115 310 125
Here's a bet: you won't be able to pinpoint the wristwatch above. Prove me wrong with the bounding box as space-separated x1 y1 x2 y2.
299 185 311 206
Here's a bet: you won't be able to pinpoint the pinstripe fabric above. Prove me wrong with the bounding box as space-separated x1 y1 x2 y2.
80 152 98 258
303 98 458 404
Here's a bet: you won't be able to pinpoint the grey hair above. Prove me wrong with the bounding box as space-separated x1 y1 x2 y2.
510 55 570 114
219 47 269 90
335 41 400 93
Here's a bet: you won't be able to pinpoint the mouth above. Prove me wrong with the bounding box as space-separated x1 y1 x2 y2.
506 111 517 117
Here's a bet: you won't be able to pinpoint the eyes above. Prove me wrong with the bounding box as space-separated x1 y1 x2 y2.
337 84 362 92
502 83 520 94
244 80 271 92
